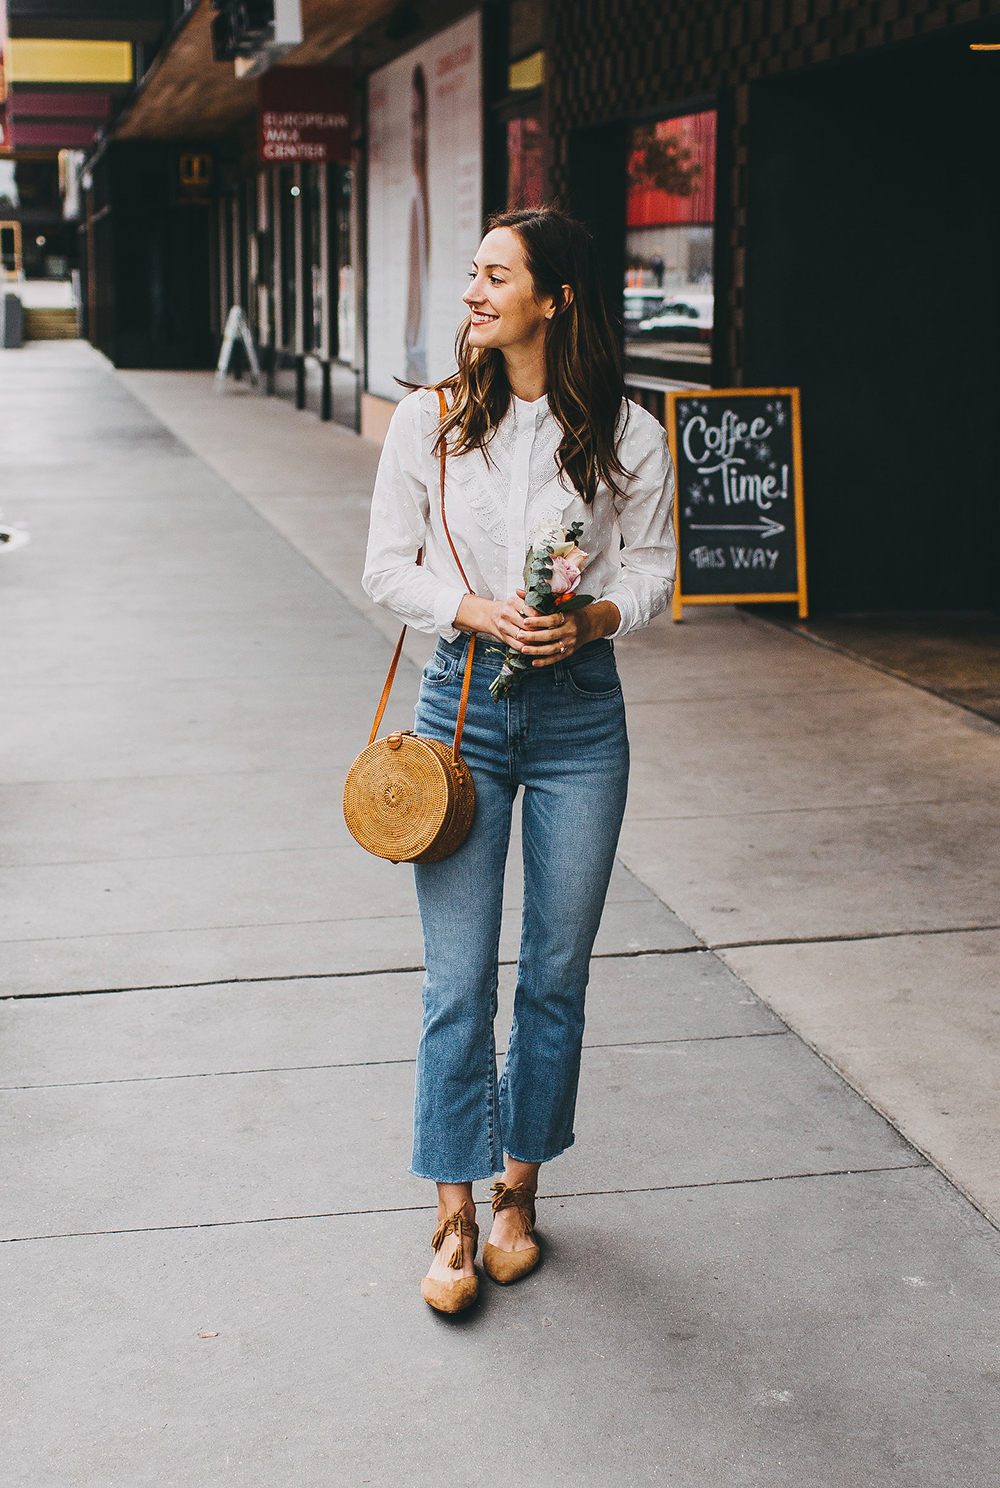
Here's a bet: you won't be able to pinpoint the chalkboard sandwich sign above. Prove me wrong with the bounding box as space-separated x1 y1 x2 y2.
665 387 807 620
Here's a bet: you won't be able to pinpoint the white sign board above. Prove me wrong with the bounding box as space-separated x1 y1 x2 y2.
214 305 261 388
366 12 482 401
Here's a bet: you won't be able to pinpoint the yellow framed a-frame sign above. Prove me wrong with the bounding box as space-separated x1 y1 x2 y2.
665 386 807 620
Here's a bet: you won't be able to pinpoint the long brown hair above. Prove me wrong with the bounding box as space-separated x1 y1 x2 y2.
433 207 631 504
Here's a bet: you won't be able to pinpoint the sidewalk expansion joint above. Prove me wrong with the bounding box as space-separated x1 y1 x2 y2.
0 841 389 871
8 922 1000 1000
0 1031 790 1091
1 947 707 1000
2 912 432 947
2 965 428 999
1 764 384 787
711 922 1000 951
0 1163 929 1246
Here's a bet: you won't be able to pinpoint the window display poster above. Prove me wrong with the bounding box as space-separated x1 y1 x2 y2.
367 12 482 401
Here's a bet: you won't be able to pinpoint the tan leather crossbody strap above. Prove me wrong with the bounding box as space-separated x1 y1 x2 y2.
436 389 474 592
367 623 407 746
436 389 476 762
451 628 476 763
367 389 476 759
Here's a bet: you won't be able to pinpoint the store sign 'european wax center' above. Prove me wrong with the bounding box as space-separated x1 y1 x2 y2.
257 66 351 164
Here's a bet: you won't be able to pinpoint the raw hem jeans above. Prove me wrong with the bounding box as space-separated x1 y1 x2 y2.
409 634 629 1184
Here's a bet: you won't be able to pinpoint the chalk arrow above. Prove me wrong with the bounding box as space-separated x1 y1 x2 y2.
689 515 785 538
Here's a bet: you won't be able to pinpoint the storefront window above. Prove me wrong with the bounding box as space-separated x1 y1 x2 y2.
333 164 354 363
279 165 296 352
303 162 323 353
507 116 544 208
624 109 715 384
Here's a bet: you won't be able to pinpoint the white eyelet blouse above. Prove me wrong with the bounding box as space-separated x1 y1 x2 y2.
362 388 677 640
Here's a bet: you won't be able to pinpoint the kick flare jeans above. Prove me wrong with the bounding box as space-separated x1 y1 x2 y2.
410 634 629 1183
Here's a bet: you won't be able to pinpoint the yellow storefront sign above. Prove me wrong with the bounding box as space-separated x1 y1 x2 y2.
508 50 544 92
5 39 133 85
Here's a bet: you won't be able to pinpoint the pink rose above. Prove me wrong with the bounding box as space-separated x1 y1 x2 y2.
549 556 583 595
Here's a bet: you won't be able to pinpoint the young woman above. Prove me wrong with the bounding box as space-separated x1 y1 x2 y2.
363 207 676 1314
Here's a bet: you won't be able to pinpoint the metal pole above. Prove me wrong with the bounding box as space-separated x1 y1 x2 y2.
321 359 332 421
294 162 305 408
319 161 331 361
272 168 283 355
218 196 230 334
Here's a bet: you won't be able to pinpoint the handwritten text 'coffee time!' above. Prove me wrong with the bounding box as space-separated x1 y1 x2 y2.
681 404 789 573
682 408 788 510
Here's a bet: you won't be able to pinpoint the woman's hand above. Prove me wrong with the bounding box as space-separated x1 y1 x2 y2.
455 593 621 664
454 593 539 648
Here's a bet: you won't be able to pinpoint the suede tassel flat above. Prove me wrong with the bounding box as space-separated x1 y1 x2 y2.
482 1180 541 1284
420 1208 480 1314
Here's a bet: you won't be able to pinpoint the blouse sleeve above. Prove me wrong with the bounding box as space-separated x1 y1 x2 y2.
362 393 467 638
600 406 677 639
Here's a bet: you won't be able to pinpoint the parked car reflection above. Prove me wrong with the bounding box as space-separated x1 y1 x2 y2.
623 287 670 327
625 292 713 367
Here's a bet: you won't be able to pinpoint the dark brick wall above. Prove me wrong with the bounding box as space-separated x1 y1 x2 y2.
547 0 1000 381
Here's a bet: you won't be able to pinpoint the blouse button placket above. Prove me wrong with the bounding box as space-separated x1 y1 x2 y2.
506 399 539 598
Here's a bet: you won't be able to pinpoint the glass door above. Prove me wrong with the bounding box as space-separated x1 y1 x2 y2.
624 109 716 391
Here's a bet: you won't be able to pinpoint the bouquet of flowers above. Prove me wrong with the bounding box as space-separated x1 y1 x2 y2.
488 521 594 701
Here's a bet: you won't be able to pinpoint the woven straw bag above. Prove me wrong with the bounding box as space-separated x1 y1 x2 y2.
344 391 477 865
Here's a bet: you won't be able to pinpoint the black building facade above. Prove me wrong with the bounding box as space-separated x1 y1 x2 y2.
76 0 1000 612
548 0 1000 611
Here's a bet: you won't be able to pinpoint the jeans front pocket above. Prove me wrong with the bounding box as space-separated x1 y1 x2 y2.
421 652 458 688
565 645 622 700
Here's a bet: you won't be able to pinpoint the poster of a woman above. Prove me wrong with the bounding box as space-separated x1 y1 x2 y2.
404 65 430 385
366 11 481 401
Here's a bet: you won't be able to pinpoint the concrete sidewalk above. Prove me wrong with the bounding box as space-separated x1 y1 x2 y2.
124 359 1000 1228
2 342 998 1487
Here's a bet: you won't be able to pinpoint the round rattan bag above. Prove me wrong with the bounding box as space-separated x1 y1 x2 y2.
344 728 475 864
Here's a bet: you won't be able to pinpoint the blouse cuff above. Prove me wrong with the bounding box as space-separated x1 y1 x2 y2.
433 585 467 640
602 587 637 640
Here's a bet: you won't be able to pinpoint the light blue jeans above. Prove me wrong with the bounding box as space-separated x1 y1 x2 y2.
410 633 630 1183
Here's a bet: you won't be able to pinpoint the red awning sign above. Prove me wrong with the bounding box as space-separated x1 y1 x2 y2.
258 66 351 165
